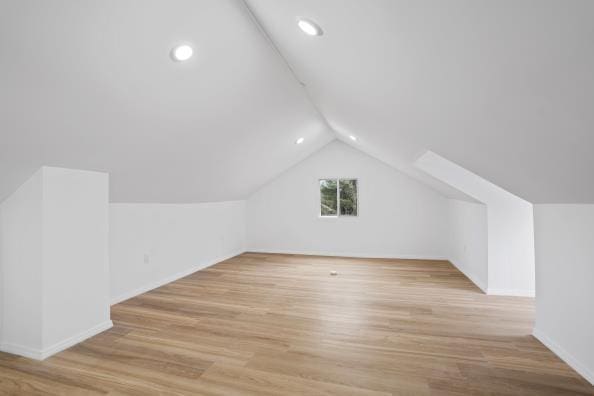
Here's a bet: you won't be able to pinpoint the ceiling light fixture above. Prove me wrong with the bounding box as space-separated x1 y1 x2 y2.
297 18 323 36
349 135 358 142
295 137 305 145
171 44 193 61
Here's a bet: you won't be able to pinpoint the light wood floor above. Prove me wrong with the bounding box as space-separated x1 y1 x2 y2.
0 253 592 395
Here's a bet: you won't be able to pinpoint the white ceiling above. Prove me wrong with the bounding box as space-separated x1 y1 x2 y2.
2 1 593 204
247 0 594 203
0 0 334 203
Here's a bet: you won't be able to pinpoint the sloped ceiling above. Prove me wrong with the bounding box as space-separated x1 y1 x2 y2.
0 0 334 203
246 0 594 204
2 1 593 204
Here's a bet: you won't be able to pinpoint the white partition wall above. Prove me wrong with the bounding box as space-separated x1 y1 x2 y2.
41 167 111 355
0 167 111 360
416 151 535 296
0 169 44 357
533 204 594 385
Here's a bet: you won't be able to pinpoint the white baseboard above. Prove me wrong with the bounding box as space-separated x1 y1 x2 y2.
40 320 113 359
487 288 535 297
533 328 594 386
1 320 113 361
0 342 44 360
448 259 487 292
110 250 245 305
248 251 535 298
246 248 449 261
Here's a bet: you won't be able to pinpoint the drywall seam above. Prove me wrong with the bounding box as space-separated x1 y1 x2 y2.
110 250 245 305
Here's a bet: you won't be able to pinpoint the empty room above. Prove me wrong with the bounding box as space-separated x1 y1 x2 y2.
1 0 593 394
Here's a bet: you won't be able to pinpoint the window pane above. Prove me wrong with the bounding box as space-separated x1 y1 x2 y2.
320 179 337 216
339 179 358 216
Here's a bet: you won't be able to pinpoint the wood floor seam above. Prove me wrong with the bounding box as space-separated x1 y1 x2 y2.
0 252 592 395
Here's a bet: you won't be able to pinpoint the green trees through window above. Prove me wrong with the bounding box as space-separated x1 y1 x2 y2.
319 179 358 217
320 179 338 216
339 179 358 216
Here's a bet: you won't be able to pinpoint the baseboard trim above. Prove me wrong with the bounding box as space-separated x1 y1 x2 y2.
246 249 449 261
40 320 113 359
110 250 246 305
487 288 535 297
533 328 594 386
0 342 44 360
247 251 533 297
1 320 113 361
448 259 487 293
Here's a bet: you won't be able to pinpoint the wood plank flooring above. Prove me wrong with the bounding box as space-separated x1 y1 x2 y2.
0 252 592 395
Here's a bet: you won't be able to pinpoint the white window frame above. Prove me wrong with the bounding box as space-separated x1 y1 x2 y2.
318 178 359 218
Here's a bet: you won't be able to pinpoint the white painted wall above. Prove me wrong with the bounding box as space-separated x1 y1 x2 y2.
109 201 246 304
0 229 2 343
247 141 450 259
0 167 111 359
448 199 488 291
0 169 44 354
533 204 594 385
0 239 2 344
487 201 535 296
416 151 535 296
41 167 111 352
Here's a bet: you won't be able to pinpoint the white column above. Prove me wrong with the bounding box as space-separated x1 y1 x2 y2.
0 166 111 359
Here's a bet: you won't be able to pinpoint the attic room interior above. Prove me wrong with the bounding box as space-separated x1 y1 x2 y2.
1 0 593 394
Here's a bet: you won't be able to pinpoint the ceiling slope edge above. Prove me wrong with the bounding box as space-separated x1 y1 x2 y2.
414 150 533 206
241 0 475 203
244 136 337 200
239 0 334 135
340 139 478 202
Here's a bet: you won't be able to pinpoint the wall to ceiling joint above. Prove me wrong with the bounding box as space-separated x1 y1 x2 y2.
247 140 451 260
415 151 535 296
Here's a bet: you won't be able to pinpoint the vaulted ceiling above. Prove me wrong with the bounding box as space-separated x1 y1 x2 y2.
0 0 334 202
247 0 594 203
2 0 593 203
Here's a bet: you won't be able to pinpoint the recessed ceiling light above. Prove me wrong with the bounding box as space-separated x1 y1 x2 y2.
349 135 358 142
171 44 193 61
295 137 305 145
297 18 323 36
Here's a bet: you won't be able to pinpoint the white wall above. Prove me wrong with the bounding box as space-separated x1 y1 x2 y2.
416 151 535 296
247 141 450 259
0 229 2 343
41 167 111 352
0 167 111 360
109 201 246 304
448 199 488 291
533 204 594 385
0 169 44 354
487 201 535 296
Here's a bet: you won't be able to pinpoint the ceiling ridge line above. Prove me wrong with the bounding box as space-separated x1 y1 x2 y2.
238 0 337 137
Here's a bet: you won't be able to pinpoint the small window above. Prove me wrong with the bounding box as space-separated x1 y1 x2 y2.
319 179 358 217
320 179 338 216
